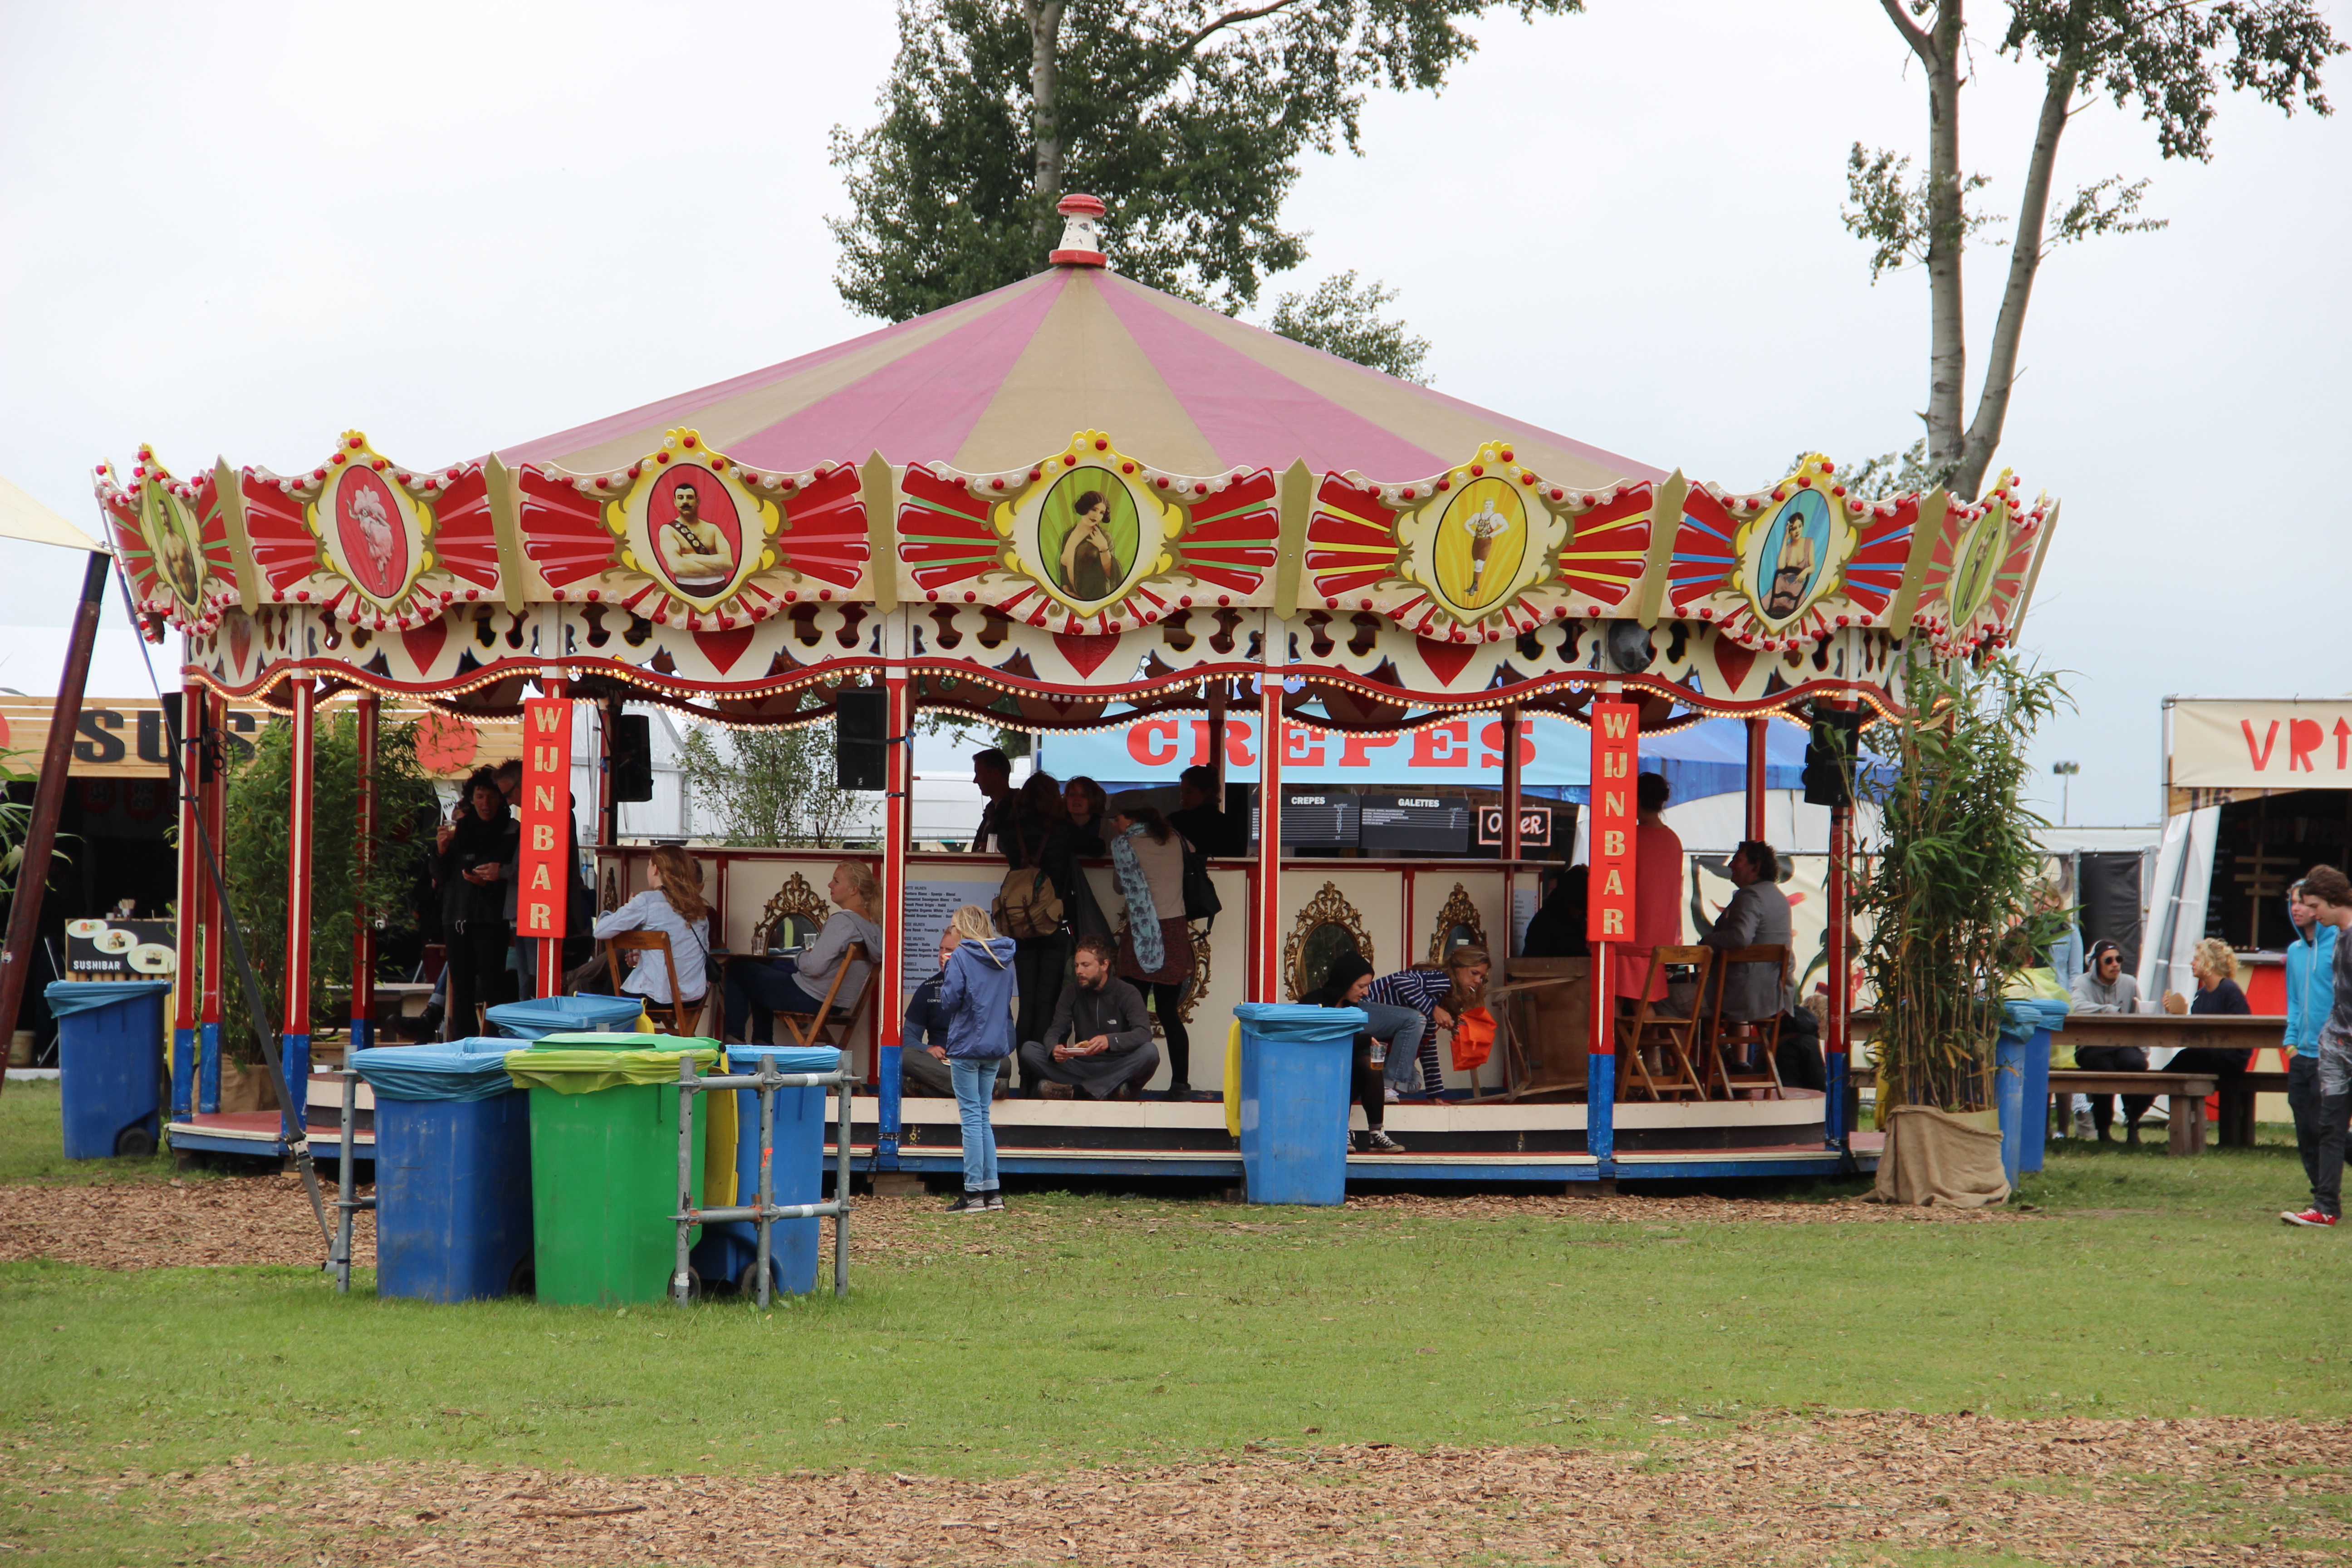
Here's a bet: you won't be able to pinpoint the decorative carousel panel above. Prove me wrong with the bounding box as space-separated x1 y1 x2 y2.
907 605 1264 696
1665 456 1916 651
221 432 506 634
1913 470 2050 656
1305 443 1654 640
895 431 1280 632
515 428 871 630
93 449 238 637
1291 613 1913 719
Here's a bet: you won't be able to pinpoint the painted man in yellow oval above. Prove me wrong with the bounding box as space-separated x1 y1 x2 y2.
660 480 735 591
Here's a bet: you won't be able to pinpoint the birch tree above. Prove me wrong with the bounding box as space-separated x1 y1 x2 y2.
1847 0 2342 499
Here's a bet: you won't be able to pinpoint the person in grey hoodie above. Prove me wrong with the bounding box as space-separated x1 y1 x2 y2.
723 860 884 1044
934 906 1018 1214
2070 939 2151 1142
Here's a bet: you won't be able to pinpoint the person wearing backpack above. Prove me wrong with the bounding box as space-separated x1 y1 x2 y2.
934 905 1018 1214
1104 792 1196 1098
988 772 1084 1085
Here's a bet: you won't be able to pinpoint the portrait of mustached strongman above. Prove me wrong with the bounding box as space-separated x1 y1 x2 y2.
658 480 735 591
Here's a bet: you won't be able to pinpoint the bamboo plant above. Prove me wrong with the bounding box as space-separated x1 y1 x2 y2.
1851 652 2069 1114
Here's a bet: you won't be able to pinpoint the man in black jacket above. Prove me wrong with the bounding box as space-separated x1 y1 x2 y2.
1015 935 1160 1099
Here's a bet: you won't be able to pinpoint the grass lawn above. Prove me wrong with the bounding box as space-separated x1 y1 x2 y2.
0 1079 180 1186
2 1085 2346 1563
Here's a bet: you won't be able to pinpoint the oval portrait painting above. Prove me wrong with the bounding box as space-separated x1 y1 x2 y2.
646 466 744 597
1946 513 2007 624
1039 466 1139 605
333 466 410 603
1432 476 1526 613
144 485 206 611
1751 488 1833 626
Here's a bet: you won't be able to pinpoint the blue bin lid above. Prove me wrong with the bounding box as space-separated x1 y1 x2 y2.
725 1045 842 1074
485 994 646 1039
44 979 174 1016
351 1046 522 1102
1234 1002 1366 1043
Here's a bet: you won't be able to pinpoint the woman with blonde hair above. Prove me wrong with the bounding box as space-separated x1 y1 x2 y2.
2162 935 2257 1088
590 843 711 1021
935 905 1017 1213
724 859 885 1044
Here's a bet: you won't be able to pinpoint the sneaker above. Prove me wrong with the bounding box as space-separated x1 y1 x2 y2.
2071 1109 2093 1139
1166 1082 1194 1100
1365 1129 1406 1153
2280 1208 2338 1228
1038 1082 1074 1100
944 1194 986 1215
1383 1086 1401 1103
983 1193 1005 1212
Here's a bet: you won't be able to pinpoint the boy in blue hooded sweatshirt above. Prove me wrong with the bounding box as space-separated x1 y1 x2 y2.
2281 879 2340 1225
932 905 1018 1214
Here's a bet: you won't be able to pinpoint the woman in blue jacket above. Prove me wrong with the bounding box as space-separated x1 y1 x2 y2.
933 906 1018 1214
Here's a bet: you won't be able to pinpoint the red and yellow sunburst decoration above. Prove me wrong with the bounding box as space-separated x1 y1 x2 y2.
92 446 239 640
1913 468 2052 656
1305 442 1651 644
1666 456 1916 651
515 428 868 629
897 431 1279 635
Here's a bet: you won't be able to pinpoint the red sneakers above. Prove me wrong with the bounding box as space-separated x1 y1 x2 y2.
2279 1208 2339 1227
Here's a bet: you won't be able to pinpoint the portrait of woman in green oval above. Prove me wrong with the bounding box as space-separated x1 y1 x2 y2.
1039 466 1139 605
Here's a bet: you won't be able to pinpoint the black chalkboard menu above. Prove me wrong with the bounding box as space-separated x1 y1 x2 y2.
1249 791 1361 848
1360 794 1472 853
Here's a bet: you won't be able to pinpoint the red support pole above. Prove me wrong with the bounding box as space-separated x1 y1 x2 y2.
1826 758 1854 1152
876 670 911 1166
280 676 318 1121
1252 643 1284 1001
349 692 379 1052
1744 714 1769 843
0 551 109 1087
199 689 225 1112
172 670 204 1118
1500 701 1523 963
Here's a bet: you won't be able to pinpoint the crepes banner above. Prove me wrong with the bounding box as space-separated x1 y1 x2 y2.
2169 700 2352 790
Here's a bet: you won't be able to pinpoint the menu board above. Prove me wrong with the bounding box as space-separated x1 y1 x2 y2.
1360 794 1471 854
1249 792 1360 848
898 879 1005 995
64 918 176 980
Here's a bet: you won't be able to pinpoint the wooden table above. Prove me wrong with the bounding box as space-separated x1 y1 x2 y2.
2048 1069 2218 1155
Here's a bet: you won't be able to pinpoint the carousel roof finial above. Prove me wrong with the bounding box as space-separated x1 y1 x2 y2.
1049 192 1106 267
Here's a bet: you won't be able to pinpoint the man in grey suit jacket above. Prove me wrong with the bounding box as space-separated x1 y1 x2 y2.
1703 840 1793 1023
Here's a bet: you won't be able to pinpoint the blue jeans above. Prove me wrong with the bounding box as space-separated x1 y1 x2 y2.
951 1058 1000 1193
1362 1003 1428 1091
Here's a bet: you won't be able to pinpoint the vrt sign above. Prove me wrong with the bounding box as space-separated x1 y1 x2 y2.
2168 699 2352 790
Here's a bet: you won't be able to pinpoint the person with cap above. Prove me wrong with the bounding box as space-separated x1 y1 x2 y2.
1303 951 1406 1153
2070 938 2153 1143
1101 790 1196 1097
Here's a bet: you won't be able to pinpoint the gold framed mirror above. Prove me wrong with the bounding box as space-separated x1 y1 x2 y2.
1285 882 1374 1000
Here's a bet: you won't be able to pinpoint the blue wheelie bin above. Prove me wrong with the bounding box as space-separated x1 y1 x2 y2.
1234 1003 1363 1206
45 980 172 1158
351 1043 534 1302
692 1045 840 1296
486 994 646 1042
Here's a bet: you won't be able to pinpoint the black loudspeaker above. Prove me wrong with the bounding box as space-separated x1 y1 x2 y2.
835 688 889 791
611 712 654 802
1803 708 1865 808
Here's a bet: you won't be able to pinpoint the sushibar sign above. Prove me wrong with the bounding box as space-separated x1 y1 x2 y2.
2169 699 2352 790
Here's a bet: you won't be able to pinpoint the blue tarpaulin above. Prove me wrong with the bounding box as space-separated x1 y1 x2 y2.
44 979 173 1017
726 1046 843 1075
1234 1003 1365 1043
352 1046 526 1102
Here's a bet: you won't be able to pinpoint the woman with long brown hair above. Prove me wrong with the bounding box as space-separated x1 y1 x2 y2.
590 843 711 1018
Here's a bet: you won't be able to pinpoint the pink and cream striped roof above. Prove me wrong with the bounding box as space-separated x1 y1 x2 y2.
503 266 1662 488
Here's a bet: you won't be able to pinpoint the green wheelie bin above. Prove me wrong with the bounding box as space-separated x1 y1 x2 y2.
504 1038 720 1306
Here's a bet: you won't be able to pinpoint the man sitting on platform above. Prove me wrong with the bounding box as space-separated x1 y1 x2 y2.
1016 935 1159 1100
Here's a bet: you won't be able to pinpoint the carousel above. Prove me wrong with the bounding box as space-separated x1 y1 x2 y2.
99 196 2059 1186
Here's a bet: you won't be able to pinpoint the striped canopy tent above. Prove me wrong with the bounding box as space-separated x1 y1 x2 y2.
504 265 1661 495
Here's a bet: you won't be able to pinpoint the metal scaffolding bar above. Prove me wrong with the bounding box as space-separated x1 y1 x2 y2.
671 1056 856 1308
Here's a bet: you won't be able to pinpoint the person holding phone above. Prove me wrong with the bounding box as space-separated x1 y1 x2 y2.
431 766 517 1039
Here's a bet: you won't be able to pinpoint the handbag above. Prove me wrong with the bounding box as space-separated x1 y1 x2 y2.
991 811 1065 941
1180 835 1221 929
1450 1006 1496 1072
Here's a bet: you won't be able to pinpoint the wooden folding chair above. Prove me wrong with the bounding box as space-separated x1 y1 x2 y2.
1699 944 1789 1100
773 942 877 1051
600 931 706 1036
1615 945 1711 1102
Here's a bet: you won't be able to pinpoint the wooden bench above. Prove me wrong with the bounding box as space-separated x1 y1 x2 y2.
2048 1069 2218 1156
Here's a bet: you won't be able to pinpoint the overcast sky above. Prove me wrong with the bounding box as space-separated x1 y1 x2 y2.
3 1 2343 823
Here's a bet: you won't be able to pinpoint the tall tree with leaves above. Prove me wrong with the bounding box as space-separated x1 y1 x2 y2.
679 724 868 849
1846 0 2341 500
830 1 1581 322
